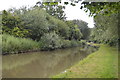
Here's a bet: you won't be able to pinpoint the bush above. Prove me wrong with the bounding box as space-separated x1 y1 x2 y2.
2 34 39 54
61 40 72 48
80 40 86 45
40 32 62 50
70 40 79 47
61 40 87 48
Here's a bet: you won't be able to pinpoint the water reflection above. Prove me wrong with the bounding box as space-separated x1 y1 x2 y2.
2 47 97 78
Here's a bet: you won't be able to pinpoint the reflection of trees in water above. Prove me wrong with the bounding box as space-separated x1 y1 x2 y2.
2 53 39 70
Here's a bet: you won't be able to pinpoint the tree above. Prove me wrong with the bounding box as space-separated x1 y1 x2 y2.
66 20 83 40
20 7 69 40
0 11 2 34
90 13 118 46
73 20 90 40
35 2 66 20
81 2 120 17
20 7 49 40
2 10 29 37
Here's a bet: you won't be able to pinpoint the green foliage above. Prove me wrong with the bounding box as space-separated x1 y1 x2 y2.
61 40 85 48
66 20 83 40
70 40 79 47
61 40 71 48
40 32 62 50
20 7 71 40
46 14 70 39
1 6 85 53
56 19 70 39
2 6 83 41
2 34 39 54
0 13 2 34
36 2 66 20
11 27 29 37
21 7 49 40
73 20 90 40
81 2 120 17
2 10 29 37
2 10 19 29
80 40 86 45
90 13 118 46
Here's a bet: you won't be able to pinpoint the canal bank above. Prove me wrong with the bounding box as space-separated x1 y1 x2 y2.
52 44 118 78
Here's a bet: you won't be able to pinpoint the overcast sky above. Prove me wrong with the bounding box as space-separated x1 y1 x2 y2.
0 0 94 28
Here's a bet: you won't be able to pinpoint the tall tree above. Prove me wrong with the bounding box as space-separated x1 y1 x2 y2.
73 20 90 40
66 20 83 40
90 13 118 46
2 10 29 37
35 1 66 20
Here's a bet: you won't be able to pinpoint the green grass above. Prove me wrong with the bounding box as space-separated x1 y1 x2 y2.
2 34 40 54
52 44 118 78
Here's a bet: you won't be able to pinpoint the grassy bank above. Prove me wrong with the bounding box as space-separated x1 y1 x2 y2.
52 44 118 78
2 34 40 54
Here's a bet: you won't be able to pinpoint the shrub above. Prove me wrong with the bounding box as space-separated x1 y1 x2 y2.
61 40 72 48
80 40 86 45
71 40 79 47
40 32 62 50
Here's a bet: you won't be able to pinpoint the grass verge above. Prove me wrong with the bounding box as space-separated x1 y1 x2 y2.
52 44 118 78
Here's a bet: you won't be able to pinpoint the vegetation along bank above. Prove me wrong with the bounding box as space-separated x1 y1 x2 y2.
52 44 118 78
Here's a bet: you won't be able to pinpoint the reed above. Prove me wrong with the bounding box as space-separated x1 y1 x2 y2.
2 34 40 54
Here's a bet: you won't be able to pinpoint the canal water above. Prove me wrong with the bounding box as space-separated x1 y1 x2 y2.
2 46 98 78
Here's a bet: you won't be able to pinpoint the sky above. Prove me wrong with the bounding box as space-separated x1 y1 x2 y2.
0 0 94 28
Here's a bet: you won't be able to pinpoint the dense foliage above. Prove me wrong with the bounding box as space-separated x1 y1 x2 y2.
40 32 62 50
20 8 49 40
2 10 29 37
90 13 118 46
66 20 83 40
2 1 119 53
81 2 120 17
2 34 39 54
73 20 90 40
2 6 86 53
38 2 119 46
83 2 120 46
36 2 66 20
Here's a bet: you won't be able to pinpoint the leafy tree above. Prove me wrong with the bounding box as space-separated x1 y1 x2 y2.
36 2 66 20
45 13 70 39
79 2 119 46
0 12 2 34
2 10 29 37
81 2 120 17
90 13 118 46
73 20 90 40
20 7 69 40
20 7 49 40
66 21 83 40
